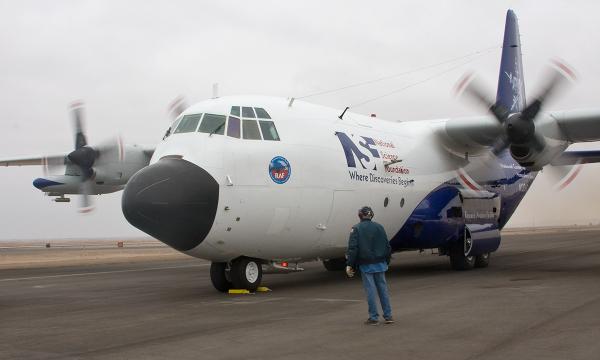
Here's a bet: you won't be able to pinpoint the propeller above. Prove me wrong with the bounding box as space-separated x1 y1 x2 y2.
545 162 583 192
455 59 576 160
66 101 124 213
167 95 188 121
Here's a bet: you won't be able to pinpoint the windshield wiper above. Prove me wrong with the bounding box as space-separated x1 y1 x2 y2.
209 122 225 137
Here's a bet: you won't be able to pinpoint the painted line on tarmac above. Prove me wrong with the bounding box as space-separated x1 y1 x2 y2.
0 263 208 282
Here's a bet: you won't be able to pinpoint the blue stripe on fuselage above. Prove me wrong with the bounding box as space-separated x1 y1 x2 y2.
391 150 537 252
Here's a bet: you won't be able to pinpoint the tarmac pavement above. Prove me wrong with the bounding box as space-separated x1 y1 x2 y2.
1 228 599 359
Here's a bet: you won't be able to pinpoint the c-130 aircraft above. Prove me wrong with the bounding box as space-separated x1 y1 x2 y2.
2 10 600 292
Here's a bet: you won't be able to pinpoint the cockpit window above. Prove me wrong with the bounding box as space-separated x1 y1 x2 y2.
259 120 280 141
242 120 262 140
254 108 271 119
242 107 256 118
171 116 183 131
227 116 241 138
174 114 202 133
230 106 240 117
198 113 226 135
163 116 183 140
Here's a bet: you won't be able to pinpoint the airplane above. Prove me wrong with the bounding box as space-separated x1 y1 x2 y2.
2 10 600 292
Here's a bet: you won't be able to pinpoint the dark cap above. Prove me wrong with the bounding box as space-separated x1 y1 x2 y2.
358 206 374 219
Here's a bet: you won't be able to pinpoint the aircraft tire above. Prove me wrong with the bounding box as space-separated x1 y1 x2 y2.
210 262 232 292
450 250 475 270
474 253 491 268
450 228 475 270
230 257 262 291
323 258 346 271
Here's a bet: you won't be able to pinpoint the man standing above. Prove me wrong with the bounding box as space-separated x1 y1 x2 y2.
346 206 393 325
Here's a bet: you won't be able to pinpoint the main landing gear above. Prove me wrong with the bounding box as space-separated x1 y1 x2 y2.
210 257 263 292
449 228 491 270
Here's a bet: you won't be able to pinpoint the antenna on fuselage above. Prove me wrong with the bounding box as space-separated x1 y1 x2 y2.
338 106 349 120
212 83 219 98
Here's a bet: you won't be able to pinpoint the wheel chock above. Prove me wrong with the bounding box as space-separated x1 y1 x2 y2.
228 289 251 294
256 287 271 292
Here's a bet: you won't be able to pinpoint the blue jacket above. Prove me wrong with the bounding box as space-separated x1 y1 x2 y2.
346 219 391 269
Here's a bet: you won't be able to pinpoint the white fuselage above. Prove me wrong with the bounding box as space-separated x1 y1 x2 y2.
151 96 461 262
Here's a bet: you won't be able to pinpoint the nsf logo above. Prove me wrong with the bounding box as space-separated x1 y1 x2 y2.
269 156 291 184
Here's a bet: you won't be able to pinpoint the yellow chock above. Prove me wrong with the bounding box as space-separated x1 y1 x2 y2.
256 286 271 292
228 289 251 294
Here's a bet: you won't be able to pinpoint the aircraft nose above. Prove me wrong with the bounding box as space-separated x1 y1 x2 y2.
122 158 219 252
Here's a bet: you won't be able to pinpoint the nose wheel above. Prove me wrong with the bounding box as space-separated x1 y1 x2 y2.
210 262 232 292
210 257 263 292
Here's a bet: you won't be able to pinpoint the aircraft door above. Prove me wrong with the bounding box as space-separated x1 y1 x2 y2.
290 188 333 253
319 190 356 258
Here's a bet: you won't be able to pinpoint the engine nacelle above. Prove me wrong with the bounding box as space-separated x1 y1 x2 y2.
92 145 150 186
509 139 569 171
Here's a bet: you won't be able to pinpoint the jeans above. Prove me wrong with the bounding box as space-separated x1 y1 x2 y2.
361 271 392 320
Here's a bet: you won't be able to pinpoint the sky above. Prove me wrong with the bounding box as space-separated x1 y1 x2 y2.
1 0 599 240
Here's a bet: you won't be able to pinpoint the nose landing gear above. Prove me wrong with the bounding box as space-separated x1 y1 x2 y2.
210 257 263 292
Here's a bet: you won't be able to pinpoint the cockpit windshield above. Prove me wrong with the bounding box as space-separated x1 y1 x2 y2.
165 106 280 142
174 114 202 133
198 114 226 135
259 120 279 140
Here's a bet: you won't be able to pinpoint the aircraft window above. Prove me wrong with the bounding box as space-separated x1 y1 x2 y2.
254 107 271 119
198 113 226 135
259 120 280 141
172 116 183 131
227 116 240 138
163 116 183 140
242 120 262 140
174 114 202 133
231 106 240 117
242 107 256 118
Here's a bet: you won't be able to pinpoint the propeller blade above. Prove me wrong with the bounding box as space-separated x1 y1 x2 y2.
93 136 125 166
455 72 509 122
545 162 583 192
521 60 576 122
491 136 510 156
42 155 67 177
78 179 95 213
70 101 87 149
168 95 188 121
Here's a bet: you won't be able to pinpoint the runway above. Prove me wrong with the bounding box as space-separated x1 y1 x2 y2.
1 228 600 360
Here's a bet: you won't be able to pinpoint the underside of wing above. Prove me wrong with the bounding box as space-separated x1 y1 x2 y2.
551 149 600 166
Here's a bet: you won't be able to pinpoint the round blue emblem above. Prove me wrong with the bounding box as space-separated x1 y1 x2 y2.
269 156 291 184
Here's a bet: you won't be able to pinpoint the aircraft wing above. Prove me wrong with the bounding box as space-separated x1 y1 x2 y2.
441 109 600 153
551 109 600 143
0 155 66 167
551 150 600 166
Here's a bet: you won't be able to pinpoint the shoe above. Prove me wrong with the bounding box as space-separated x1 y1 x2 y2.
384 317 394 324
364 319 379 326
